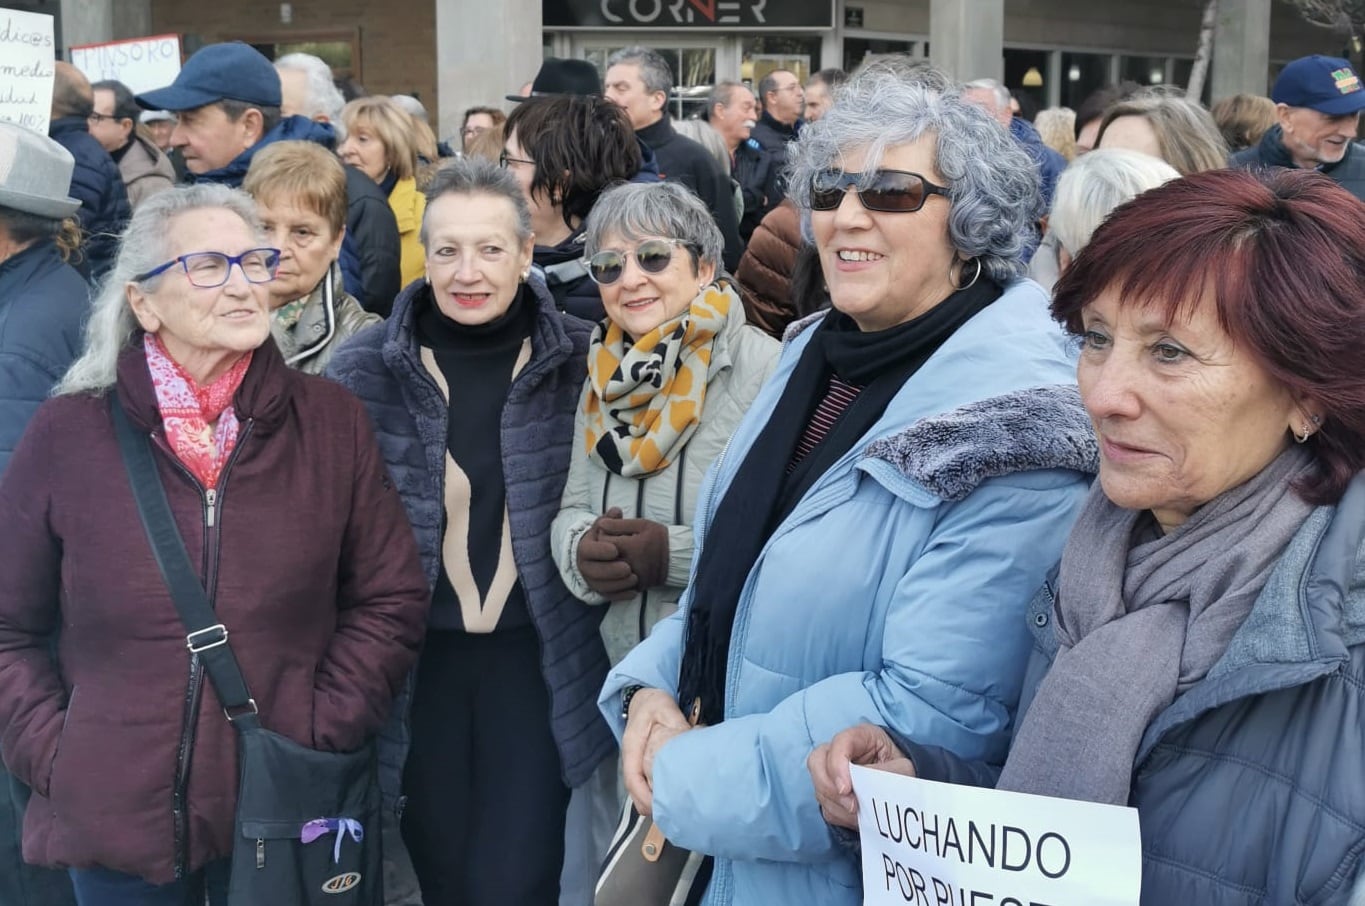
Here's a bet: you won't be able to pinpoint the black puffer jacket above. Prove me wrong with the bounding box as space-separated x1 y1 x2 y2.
47 116 131 281
733 139 783 242
532 228 604 324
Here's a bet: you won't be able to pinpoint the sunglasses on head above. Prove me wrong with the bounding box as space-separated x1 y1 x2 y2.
809 168 951 213
587 238 694 286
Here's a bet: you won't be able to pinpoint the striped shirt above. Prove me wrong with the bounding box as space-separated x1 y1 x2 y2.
787 375 864 472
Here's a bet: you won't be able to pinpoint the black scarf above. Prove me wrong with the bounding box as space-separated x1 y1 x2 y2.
676 278 1002 725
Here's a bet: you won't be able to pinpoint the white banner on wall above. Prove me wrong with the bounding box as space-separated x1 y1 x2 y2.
0 8 56 134
851 764 1142 906
70 34 182 97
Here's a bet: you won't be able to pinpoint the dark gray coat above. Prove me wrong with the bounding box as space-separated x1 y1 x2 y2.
326 277 613 804
898 474 1365 905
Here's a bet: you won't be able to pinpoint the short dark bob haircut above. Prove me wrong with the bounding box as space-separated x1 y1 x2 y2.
504 95 641 231
1053 166 1365 506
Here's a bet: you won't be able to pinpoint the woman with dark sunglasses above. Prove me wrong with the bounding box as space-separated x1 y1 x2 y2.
598 64 1098 905
549 181 779 879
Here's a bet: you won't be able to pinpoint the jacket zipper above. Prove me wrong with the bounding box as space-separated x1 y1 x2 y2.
154 420 254 878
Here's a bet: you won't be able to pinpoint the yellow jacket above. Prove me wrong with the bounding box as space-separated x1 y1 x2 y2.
388 176 426 289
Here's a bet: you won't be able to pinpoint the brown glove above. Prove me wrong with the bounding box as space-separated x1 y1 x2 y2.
598 516 670 591
577 508 638 601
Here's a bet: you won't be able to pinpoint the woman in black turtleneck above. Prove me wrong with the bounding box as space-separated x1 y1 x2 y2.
327 158 608 906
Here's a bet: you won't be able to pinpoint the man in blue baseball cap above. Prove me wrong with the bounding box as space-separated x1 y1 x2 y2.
1232 54 1365 199
136 41 333 185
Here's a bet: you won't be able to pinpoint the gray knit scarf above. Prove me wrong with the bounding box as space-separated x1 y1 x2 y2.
997 444 1317 805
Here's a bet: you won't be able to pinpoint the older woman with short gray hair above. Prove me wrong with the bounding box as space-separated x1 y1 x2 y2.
598 66 1098 904
1049 148 1180 273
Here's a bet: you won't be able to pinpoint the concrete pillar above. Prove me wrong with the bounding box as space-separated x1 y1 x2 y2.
929 0 1003 82
435 0 542 144
57 0 148 51
1211 0 1272 101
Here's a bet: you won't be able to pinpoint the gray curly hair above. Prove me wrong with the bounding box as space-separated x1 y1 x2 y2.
584 181 723 275
57 184 265 396
786 65 1042 282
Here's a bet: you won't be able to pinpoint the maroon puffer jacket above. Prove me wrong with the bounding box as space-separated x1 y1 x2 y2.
0 337 430 884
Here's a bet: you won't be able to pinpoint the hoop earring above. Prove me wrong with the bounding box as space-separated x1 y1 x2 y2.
1295 423 1314 444
956 257 983 291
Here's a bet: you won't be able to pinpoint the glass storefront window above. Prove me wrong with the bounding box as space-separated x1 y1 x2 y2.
1004 49 1049 118
741 36 822 88
584 45 717 120
1061 52 1109 110
843 38 916 74
1120 55 1168 88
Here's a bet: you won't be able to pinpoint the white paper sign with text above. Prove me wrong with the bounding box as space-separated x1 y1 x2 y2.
70 34 182 96
0 8 56 134
851 764 1141 906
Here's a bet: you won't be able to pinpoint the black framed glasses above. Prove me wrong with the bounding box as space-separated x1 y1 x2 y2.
498 150 534 168
87 112 128 124
133 248 281 288
809 168 952 213
586 239 693 286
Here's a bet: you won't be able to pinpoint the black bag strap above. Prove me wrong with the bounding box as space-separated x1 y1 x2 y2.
110 395 261 733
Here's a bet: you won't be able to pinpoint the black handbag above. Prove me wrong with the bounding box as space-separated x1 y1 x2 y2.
112 398 383 906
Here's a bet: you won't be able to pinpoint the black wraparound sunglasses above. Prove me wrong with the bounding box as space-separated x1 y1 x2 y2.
587 238 695 286
809 168 952 213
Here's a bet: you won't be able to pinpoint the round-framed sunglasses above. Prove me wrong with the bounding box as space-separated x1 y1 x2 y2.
586 238 694 286
809 168 952 213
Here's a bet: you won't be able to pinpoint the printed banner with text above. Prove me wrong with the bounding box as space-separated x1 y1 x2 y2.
851 764 1141 906
0 7 56 134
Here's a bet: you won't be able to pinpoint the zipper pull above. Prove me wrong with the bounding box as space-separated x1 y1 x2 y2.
256 837 265 869
205 489 217 528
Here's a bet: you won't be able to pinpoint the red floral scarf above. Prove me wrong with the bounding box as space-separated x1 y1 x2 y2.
143 333 253 488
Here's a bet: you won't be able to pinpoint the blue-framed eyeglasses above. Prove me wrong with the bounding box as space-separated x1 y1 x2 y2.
132 248 282 288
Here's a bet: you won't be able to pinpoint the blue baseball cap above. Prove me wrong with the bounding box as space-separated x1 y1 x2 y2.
1271 55 1365 116
136 42 281 112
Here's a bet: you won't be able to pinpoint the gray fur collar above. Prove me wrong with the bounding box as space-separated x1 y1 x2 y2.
866 384 1098 501
782 310 826 345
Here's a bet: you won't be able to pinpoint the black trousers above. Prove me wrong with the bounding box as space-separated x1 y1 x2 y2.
401 627 570 906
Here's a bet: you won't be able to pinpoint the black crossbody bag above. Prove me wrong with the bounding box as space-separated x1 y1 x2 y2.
112 398 383 905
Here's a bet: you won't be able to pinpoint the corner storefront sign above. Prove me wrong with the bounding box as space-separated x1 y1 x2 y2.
544 0 834 29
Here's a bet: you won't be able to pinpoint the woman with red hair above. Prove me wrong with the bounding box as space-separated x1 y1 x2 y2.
812 167 1365 905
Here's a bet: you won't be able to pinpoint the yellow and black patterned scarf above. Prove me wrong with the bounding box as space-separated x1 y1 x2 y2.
583 281 735 477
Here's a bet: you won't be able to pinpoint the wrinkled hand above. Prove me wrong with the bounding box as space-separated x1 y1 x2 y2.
598 516 670 590
808 724 915 830
576 508 637 601
621 688 691 817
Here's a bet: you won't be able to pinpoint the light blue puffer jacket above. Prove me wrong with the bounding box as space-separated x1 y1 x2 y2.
599 279 1096 906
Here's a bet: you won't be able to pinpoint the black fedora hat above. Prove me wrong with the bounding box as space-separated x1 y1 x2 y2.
507 58 602 102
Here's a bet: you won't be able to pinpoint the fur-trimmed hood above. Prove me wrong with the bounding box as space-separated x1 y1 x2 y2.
866 384 1098 501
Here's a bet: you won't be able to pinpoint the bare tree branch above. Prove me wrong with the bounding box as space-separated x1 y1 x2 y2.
1189 0 1219 99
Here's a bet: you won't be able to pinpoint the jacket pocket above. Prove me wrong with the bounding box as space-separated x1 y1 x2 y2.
35 685 78 799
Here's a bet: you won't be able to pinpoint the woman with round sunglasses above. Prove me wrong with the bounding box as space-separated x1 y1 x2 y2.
550 181 779 888
598 65 1097 905
0 184 429 903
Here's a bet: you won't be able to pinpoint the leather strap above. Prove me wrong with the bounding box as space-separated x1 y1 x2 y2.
111 395 261 733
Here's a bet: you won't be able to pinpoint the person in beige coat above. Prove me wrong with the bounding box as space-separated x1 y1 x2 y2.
551 181 778 906
243 141 380 375
552 181 779 665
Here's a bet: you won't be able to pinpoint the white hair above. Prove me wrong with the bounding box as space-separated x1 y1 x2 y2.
1050 149 1180 257
963 78 1011 114
275 53 346 138
56 185 264 396
388 94 429 123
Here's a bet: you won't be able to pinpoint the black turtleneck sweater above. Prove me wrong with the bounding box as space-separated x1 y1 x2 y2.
415 287 535 632
635 116 744 272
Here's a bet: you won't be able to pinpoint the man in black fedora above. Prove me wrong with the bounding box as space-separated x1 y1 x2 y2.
507 58 604 101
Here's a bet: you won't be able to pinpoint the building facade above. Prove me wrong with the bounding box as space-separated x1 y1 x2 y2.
32 0 1348 144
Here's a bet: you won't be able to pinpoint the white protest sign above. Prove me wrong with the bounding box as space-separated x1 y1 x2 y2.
70 34 182 96
851 764 1141 906
0 8 56 134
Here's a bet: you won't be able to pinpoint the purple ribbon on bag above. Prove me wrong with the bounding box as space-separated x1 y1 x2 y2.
301 817 364 863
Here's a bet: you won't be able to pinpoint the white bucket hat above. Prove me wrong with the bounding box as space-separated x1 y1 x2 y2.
0 122 81 219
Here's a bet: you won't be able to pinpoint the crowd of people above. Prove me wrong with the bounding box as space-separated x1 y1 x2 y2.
0 33 1363 906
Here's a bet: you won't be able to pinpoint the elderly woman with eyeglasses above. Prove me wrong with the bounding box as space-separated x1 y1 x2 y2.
597 65 1098 905
0 184 429 902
